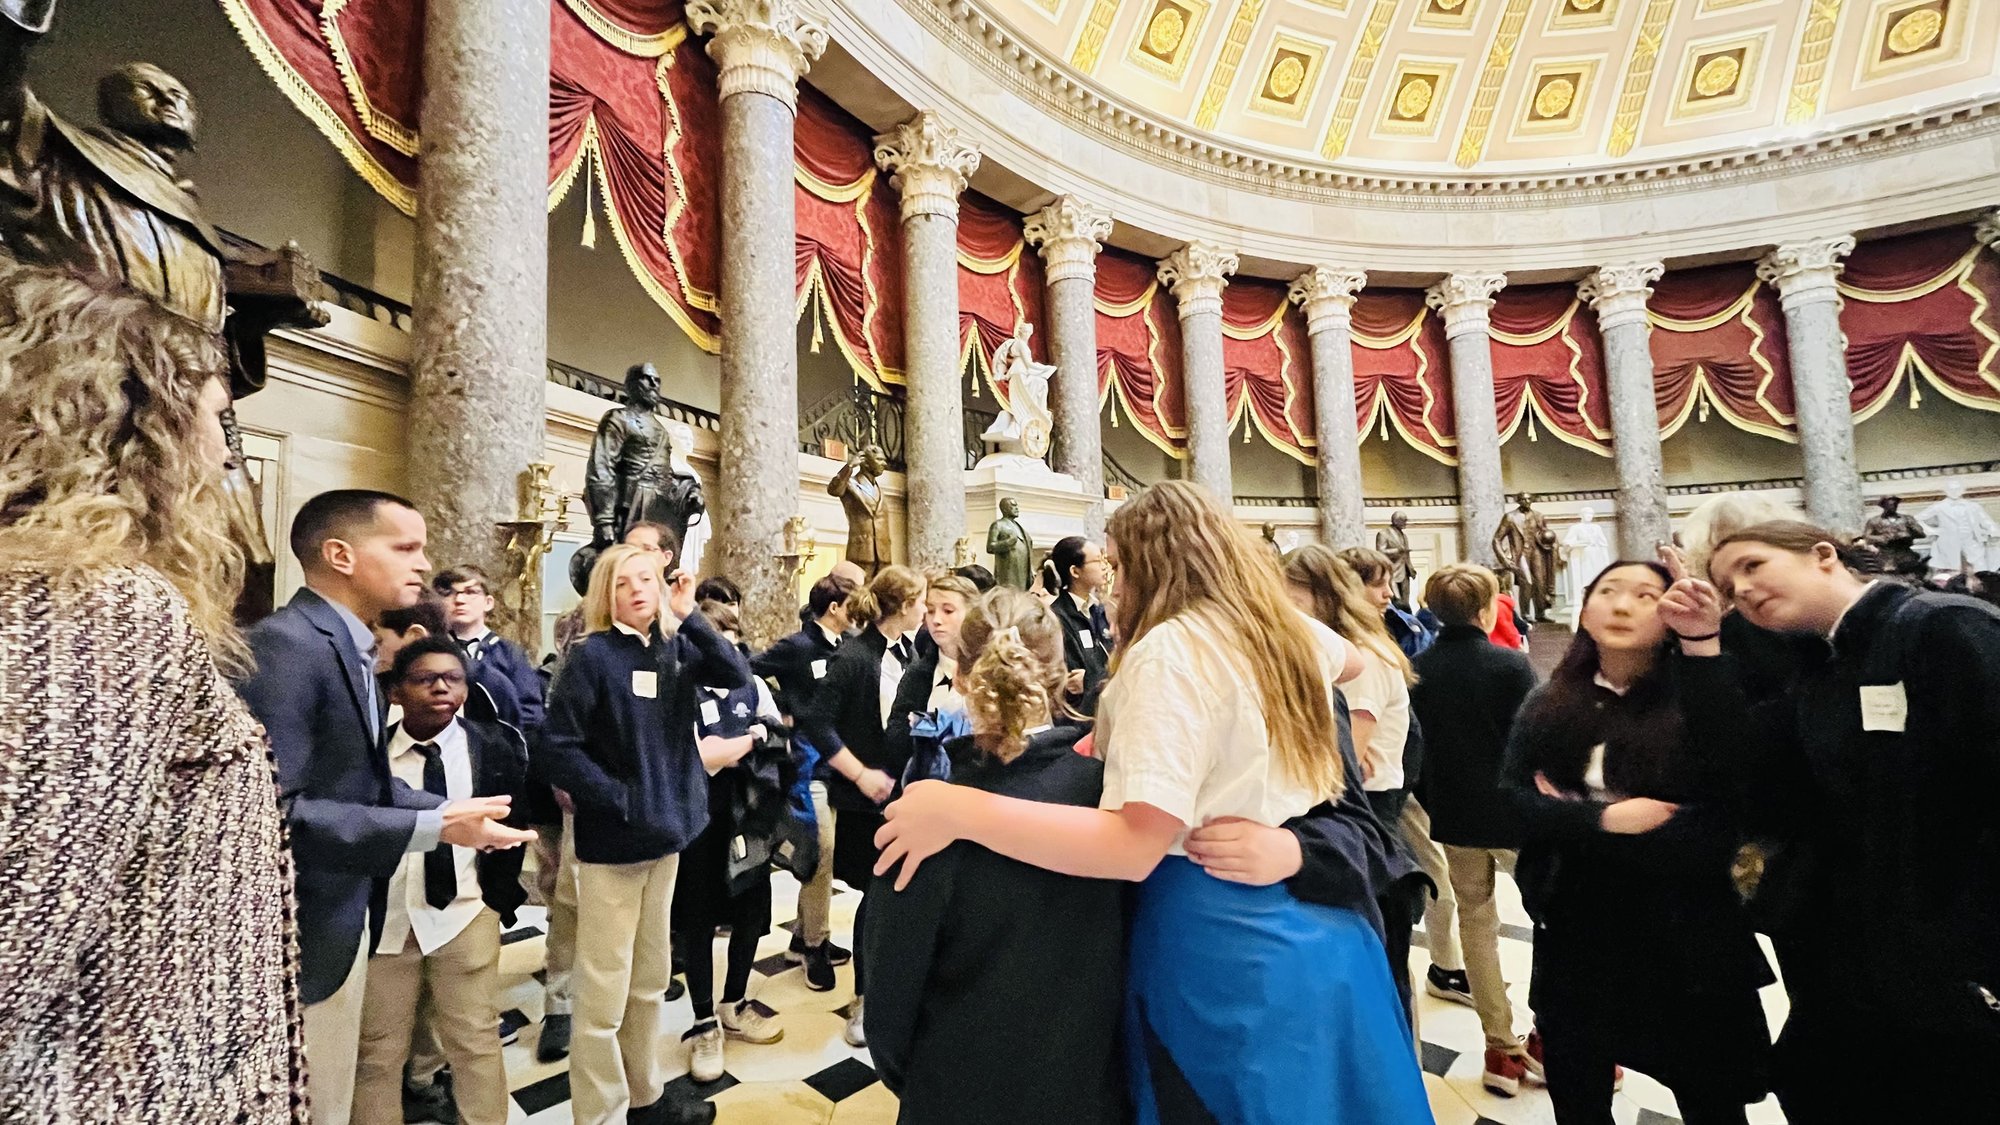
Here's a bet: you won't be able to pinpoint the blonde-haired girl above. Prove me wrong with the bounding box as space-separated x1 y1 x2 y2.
875 482 1430 1123
864 588 1123 1124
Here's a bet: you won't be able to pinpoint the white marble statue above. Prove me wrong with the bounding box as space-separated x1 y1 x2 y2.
978 323 1055 466
1560 507 1612 627
666 418 709 575
1920 480 1998 574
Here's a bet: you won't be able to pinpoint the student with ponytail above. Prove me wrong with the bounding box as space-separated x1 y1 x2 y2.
864 588 1121 1124
1040 536 1114 716
795 565 927 1045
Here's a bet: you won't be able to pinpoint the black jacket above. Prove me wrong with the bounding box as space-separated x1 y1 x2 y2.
752 623 841 720
1410 625 1537 848
386 716 532 927
239 587 444 1004
534 613 750 864
798 627 906 813
1752 583 2000 1039
1050 593 1111 717
865 726 1124 1125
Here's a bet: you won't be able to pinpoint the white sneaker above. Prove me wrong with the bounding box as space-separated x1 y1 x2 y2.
843 996 867 1048
720 998 784 1045
681 1019 725 1083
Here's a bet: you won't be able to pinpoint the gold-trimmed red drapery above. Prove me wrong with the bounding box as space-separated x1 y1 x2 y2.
1349 291 1455 465
1647 262 1796 441
794 87 903 389
956 192 1047 405
1221 280 1315 464
1840 226 2000 418
1488 284 1611 455
1095 247 1184 457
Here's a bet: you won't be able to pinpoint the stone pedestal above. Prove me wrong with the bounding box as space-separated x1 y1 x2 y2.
964 459 1093 579
875 113 980 569
1579 262 1669 557
689 0 827 646
1759 236 1861 533
1427 273 1509 567
1290 265 1368 548
1157 243 1238 501
1025 196 1114 539
407 0 551 645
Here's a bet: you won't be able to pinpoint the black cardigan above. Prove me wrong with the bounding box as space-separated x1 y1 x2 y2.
864 726 1124 1125
797 627 905 813
533 613 750 864
1050 592 1111 717
1410 625 1538 848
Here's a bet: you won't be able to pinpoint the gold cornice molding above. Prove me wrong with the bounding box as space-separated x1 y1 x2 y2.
879 0 2000 207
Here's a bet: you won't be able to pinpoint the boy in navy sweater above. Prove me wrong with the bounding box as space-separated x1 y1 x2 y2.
436 565 546 732
534 545 748 1125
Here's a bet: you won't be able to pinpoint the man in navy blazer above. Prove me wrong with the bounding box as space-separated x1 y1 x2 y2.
239 490 532 1125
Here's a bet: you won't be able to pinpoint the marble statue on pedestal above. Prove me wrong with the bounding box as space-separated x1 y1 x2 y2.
977 323 1054 467
1559 507 1612 626
666 419 708 575
986 497 1033 589
829 444 892 578
1920 481 1998 574
1377 512 1415 606
1493 493 1558 623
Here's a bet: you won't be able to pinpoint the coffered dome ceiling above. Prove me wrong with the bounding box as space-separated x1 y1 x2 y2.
969 0 1999 173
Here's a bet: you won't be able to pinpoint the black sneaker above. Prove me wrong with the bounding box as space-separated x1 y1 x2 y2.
630 1093 716 1125
497 1009 529 1046
1425 964 1475 1008
536 1012 572 1063
402 1075 457 1124
667 975 686 1002
786 932 854 967
802 943 836 992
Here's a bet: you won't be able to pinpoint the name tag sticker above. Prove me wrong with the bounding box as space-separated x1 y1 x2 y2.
811 659 828 679
700 699 722 726
631 671 658 699
1859 682 1908 732
1079 630 1095 650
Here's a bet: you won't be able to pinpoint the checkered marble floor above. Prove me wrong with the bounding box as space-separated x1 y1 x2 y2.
460 868 1790 1124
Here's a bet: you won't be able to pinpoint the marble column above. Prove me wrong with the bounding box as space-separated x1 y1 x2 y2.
1025 196 1115 539
407 0 550 644
875 113 981 569
1156 242 1239 500
1578 262 1669 558
1289 265 1368 547
1758 236 1861 533
689 0 826 646
1426 273 1509 567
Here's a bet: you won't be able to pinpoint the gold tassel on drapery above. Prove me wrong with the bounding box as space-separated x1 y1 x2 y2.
580 157 598 249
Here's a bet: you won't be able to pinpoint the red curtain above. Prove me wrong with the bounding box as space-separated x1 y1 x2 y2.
1221 280 1314 463
793 88 902 387
1095 248 1183 455
1488 284 1611 454
1349 291 1455 463
1647 262 1795 440
956 193 1047 405
1840 226 2000 418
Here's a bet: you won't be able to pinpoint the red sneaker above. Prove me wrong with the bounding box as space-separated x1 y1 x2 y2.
1524 1029 1621 1091
1482 1048 1530 1097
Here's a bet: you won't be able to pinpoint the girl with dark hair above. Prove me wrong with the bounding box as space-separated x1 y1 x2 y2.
1503 556 1772 1125
1708 521 2000 1122
1040 535 1114 716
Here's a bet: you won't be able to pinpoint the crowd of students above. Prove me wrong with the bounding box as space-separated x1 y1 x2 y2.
4 258 1995 1125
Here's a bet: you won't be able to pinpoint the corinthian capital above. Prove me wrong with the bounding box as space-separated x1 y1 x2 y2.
687 0 827 107
872 112 981 223
1424 272 1507 339
1288 266 1367 336
1974 209 1999 252
1757 235 1855 311
1156 242 1238 319
1024 196 1114 284
1577 262 1664 332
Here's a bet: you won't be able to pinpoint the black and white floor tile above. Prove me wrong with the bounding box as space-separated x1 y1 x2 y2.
451 866 1789 1123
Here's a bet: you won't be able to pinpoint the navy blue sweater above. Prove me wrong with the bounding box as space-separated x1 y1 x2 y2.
534 612 750 864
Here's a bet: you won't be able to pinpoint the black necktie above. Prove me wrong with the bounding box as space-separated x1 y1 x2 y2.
416 743 457 910
463 635 485 663
891 638 913 665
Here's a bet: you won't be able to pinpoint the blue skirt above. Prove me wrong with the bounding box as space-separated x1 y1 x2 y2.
1126 857 1434 1125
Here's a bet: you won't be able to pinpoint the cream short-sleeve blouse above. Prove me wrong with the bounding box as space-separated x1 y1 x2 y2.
1097 610 1351 854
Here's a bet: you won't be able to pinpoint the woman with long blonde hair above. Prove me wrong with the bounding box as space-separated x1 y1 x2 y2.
875 482 1430 1122
0 263 306 1121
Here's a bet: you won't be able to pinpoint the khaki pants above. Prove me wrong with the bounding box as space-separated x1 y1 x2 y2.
795 783 836 947
1441 844 1520 1050
353 908 511 1125
1400 799 1462 971
533 811 579 1015
304 929 370 1125
571 854 679 1125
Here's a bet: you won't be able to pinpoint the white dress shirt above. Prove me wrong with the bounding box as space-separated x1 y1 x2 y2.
378 718 484 956
879 632 912 728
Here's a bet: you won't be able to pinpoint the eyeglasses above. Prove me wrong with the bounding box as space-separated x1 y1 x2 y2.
444 586 487 601
405 670 468 689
